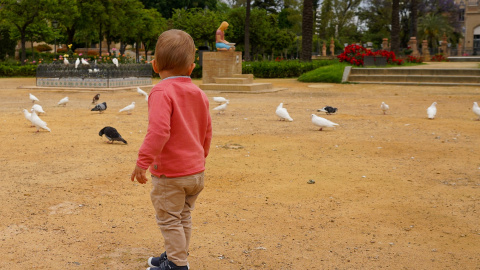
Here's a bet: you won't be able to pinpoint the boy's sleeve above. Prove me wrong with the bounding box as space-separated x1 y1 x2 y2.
203 111 212 158
136 91 172 170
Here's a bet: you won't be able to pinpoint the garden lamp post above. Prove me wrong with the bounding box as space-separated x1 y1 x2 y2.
52 20 58 59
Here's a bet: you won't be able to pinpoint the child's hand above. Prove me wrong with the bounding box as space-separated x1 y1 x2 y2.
131 165 148 184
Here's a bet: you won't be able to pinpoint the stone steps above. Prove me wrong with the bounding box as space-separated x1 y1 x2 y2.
199 82 273 91
200 73 277 92
347 68 480 85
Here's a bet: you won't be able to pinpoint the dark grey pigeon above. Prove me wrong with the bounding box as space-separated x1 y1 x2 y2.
317 106 337 115
92 93 100 104
99 126 127 144
91 102 107 113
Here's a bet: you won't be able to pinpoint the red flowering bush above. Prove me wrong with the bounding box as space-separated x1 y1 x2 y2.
430 54 449 62
406 55 424 63
337 45 403 66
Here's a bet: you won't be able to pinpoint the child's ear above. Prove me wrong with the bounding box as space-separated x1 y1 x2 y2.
151 59 160 74
186 63 196 76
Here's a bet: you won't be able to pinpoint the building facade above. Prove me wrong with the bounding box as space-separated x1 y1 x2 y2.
459 0 480 55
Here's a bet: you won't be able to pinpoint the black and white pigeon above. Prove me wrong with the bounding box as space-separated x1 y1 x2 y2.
92 94 100 105
91 102 107 113
317 106 338 115
99 126 127 144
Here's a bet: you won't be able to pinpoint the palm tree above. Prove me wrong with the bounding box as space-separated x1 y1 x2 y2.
418 13 453 50
390 0 400 54
301 0 313 61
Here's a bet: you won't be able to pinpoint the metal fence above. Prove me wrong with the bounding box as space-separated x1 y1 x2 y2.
36 63 152 79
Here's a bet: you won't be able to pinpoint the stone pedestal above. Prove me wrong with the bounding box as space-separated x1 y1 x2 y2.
408 37 420 56
199 51 279 92
382 38 390 51
441 33 448 56
202 51 242 84
422 40 430 61
322 43 326 56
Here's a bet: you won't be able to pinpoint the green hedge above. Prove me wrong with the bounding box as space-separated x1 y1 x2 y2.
0 59 338 79
0 64 37 77
242 60 335 78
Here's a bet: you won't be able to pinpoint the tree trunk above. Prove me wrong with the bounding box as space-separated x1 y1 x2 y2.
107 38 111 56
144 42 148 60
120 42 126 56
31 39 35 61
20 34 27 65
136 40 140 63
301 0 314 62
66 27 75 47
411 0 418 39
244 0 251 61
391 0 400 55
99 24 102 57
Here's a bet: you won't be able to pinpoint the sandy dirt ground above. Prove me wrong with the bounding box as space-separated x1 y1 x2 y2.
0 76 479 270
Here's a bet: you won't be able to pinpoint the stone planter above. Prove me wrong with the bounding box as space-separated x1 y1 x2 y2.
363 56 375 67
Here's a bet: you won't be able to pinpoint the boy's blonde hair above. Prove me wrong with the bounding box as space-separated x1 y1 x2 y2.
154 29 196 74
218 21 229 31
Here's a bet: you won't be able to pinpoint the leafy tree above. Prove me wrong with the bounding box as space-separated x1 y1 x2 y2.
253 0 279 13
0 0 54 64
225 7 275 57
278 7 301 34
301 0 313 61
317 0 334 40
171 8 219 48
52 0 81 47
0 23 17 61
418 13 453 49
332 0 362 39
138 9 167 59
140 0 218 19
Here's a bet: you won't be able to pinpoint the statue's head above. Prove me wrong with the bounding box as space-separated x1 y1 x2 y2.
219 21 229 31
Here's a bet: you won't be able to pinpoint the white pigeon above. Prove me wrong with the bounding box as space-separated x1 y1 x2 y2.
213 101 228 114
58 97 69 106
137 87 148 101
311 114 339 131
381 102 389 115
119 102 135 115
29 93 39 103
275 103 293 121
64 58 69 65
427 102 437 119
473 102 480 120
30 110 51 132
75 58 80 69
213 97 229 104
112 58 119 67
32 104 45 114
81 58 89 65
22 109 34 127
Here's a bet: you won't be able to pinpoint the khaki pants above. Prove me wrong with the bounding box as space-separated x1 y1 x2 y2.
150 172 204 266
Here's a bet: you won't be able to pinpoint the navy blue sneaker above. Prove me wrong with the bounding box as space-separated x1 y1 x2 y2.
146 259 188 270
148 252 167 267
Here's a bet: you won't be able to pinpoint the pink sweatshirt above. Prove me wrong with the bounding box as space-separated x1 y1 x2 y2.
136 77 212 178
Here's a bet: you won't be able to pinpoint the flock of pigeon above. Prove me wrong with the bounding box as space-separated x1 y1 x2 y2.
214 97 480 131
22 90 480 139
22 87 150 144
64 57 120 70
